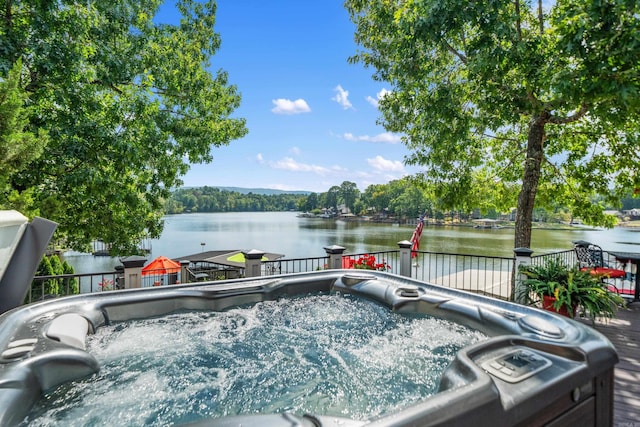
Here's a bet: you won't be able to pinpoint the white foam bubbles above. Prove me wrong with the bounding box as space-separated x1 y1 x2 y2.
24 294 487 426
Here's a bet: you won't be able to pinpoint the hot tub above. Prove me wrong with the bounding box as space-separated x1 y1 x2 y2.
0 270 617 426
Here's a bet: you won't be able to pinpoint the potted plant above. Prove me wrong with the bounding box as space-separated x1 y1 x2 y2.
343 254 391 271
517 258 625 323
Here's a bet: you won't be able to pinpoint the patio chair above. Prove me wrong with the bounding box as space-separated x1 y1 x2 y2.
573 240 626 294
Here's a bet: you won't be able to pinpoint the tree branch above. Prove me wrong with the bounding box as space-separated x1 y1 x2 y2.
442 39 467 64
492 147 528 180
3 0 12 30
482 133 519 143
515 0 522 40
548 103 589 125
22 61 40 92
91 80 124 95
538 0 544 34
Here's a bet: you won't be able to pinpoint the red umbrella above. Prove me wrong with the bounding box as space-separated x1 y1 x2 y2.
141 256 180 276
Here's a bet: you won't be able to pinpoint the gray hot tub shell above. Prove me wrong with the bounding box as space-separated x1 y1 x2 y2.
0 270 617 426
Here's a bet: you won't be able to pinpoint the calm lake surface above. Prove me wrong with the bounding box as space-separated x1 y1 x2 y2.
64 211 640 274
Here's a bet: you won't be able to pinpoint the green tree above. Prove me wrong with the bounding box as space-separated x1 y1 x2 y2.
326 186 340 212
30 256 58 300
339 181 360 213
361 183 391 214
389 183 429 219
48 255 64 294
1 0 247 254
622 195 640 211
346 0 640 248
0 60 48 216
61 260 79 296
302 192 319 212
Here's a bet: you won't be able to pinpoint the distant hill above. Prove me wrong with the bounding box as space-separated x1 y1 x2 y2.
215 186 311 196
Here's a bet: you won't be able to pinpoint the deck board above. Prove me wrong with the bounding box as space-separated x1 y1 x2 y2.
580 302 640 424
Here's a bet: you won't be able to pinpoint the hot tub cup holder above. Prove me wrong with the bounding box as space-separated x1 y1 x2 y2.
396 284 421 298
0 338 38 361
341 273 378 286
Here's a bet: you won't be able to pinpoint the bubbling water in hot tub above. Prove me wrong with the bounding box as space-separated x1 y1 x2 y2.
23 294 486 426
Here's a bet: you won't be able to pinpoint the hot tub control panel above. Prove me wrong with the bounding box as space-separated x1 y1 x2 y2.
481 348 552 383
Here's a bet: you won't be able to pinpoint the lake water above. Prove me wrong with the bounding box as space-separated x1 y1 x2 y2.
64 212 640 274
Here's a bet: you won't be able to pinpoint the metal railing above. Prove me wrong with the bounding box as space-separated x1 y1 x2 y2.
531 249 576 267
28 250 515 303
263 256 329 275
28 271 120 302
33 246 632 304
411 251 514 300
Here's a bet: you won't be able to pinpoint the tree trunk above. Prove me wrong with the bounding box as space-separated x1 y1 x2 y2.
514 112 548 248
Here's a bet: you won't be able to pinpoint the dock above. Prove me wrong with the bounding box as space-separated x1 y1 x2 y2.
92 238 152 256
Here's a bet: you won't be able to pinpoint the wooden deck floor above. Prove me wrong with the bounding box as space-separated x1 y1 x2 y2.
582 302 640 425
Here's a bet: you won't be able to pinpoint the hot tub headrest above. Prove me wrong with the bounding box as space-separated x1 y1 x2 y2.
46 313 90 350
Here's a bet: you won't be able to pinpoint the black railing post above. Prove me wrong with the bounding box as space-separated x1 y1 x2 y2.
114 265 124 289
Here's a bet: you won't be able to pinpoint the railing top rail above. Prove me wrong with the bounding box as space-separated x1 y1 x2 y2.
265 256 328 263
410 250 514 261
33 271 117 279
531 249 575 259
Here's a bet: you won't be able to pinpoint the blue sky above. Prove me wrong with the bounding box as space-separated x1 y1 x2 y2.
156 1 419 193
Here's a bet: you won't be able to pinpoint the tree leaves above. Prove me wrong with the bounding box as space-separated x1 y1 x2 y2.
1 0 247 254
346 0 640 247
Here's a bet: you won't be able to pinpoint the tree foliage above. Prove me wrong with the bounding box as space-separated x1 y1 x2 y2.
28 255 78 301
346 0 640 247
166 187 304 213
339 181 360 213
0 0 247 254
298 178 431 219
0 60 48 216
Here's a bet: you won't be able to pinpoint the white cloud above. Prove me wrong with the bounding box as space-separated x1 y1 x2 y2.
332 85 353 110
271 98 311 115
367 155 405 172
256 153 264 163
266 183 304 191
342 132 401 144
366 88 391 108
289 146 301 156
271 157 331 175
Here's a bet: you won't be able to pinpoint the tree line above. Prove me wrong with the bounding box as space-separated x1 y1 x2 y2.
165 187 303 213
167 180 640 224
